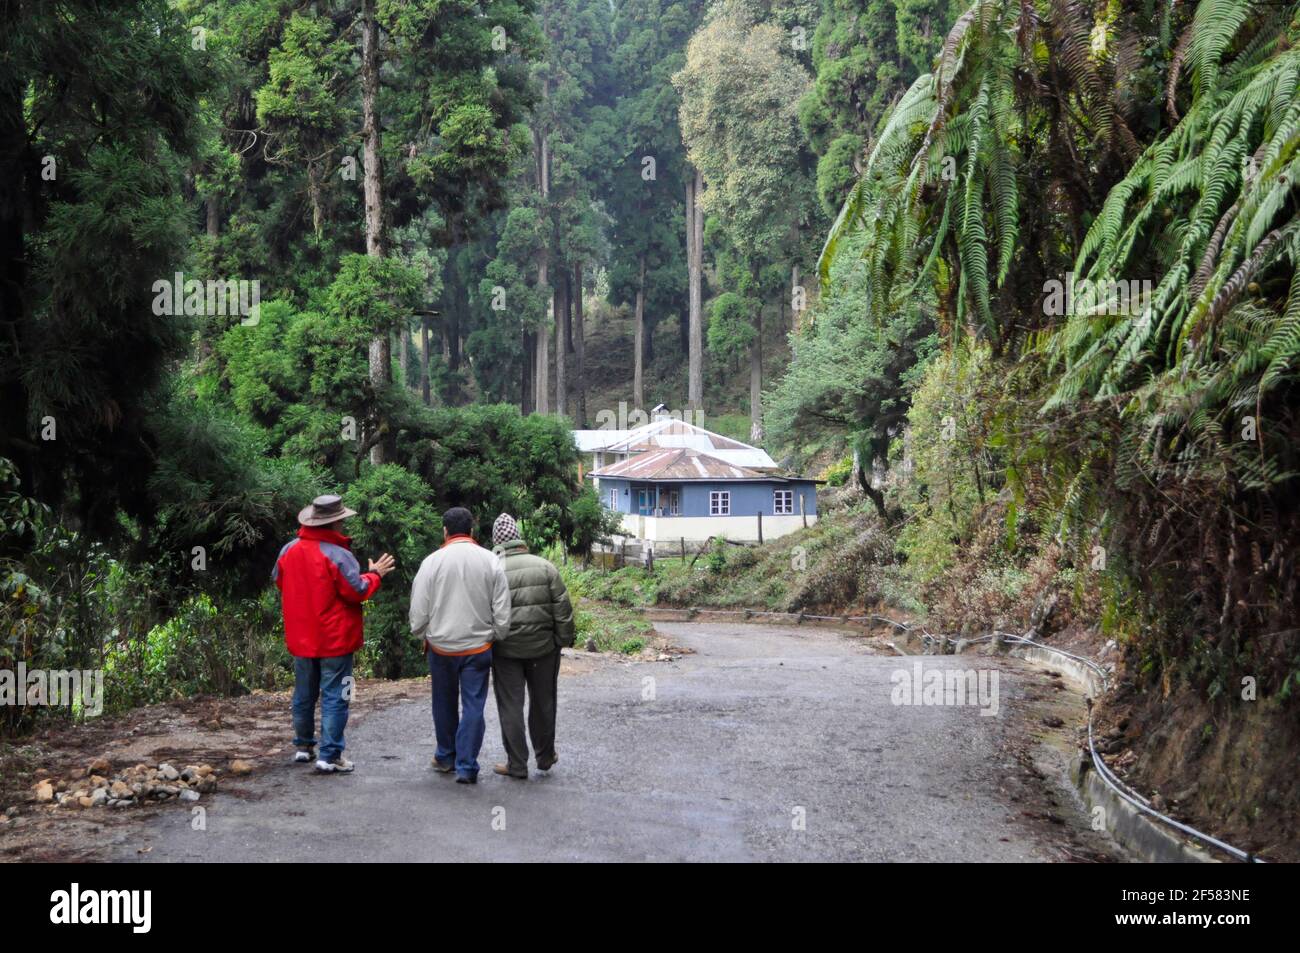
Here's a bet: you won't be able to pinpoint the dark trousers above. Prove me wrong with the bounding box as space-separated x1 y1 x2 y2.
491 648 561 775
428 648 493 780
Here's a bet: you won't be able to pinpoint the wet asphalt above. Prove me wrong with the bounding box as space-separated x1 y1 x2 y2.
113 622 1068 862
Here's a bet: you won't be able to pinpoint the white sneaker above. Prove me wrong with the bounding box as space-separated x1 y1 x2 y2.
293 748 315 763
314 757 354 774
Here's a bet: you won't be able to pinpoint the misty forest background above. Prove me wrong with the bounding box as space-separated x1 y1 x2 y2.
2 0 1299 829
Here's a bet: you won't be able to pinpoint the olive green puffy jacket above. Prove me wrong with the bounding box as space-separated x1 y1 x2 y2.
493 539 576 658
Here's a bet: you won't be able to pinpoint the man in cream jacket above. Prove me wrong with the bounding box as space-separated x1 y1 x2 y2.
409 507 511 783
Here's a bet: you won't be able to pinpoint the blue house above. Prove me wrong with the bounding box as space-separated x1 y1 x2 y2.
588 444 819 544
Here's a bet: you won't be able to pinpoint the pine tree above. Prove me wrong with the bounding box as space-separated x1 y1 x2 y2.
0 0 207 534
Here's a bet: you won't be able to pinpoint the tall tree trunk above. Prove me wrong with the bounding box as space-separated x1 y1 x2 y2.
421 311 432 405
564 269 574 353
853 448 888 519
574 260 590 423
398 324 409 388
522 332 534 413
361 0 389 465
687 167 704 413
533 124 550 414
206 194 220 238
749 307 763 443
307 165 324 237
555 277 567 417
446 291 463 406
361 1 385 250
535 262 550 415
536 313 551 415
538 130 550 198
634 255 646 410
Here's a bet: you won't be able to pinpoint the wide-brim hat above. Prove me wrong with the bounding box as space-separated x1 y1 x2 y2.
298 494 357 527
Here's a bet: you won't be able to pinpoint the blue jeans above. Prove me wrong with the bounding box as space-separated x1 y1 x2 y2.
292 654 354 762
428 648 493 779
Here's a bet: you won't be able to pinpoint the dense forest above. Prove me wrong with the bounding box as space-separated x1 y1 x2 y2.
2 0 1298 841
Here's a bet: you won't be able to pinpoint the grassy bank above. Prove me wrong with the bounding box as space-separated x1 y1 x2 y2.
570 488 1081 635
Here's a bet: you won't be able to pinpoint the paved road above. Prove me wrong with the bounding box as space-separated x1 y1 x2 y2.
113 623 1076 862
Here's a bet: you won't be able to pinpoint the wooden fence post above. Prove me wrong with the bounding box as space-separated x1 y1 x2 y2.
757 511 763 545
680 536 686 563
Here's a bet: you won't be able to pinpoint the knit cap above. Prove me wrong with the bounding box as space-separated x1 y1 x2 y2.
492 512 521 547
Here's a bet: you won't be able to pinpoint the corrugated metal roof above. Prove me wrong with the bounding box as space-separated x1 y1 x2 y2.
589 448 790 482
574 418 776 464
603 418 755 453
710 448 780 469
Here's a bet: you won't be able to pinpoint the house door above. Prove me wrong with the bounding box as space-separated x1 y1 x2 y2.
637 488 654 515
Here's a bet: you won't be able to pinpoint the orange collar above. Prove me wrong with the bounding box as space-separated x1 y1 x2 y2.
442 534 476 548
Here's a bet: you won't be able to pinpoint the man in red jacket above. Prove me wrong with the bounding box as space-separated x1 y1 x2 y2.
273 495 395 773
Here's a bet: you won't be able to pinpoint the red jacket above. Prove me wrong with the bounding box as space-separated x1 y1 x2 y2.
273 526 381 658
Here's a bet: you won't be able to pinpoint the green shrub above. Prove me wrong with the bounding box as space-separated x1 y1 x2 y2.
618 636 647 655
823 455 853 487
893 339 1000 584
578 565 660 607
344 465 443 679
566 485 624 556
104 592 289 709
705 537 727 574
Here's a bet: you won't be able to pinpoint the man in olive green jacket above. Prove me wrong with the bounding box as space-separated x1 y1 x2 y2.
489 512 575 779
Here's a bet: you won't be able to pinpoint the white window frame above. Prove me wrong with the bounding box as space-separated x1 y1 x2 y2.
608 487 618 511
709 490 731 516
666 489 680 516
773 489 794 515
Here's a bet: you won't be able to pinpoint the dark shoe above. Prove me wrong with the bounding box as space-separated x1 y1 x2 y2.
493 763 527 779
455 773 478 785
536 753 558 771
431 758 454 773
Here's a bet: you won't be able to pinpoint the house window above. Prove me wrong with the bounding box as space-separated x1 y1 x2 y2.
709 491 730 516
666 489 680 515
608 488 618 511
773 489 794 515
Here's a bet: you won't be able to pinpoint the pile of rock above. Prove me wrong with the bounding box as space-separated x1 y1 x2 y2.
29 758 221 810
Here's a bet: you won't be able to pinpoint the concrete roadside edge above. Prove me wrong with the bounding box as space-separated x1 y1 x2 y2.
1005 646 1218 864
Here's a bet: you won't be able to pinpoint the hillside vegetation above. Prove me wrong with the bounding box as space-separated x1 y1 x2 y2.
2 0 1298 858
